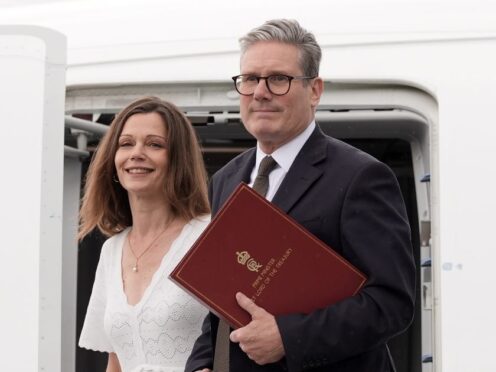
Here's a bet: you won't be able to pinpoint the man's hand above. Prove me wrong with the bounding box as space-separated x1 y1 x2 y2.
229 292 285 365
194 369 211 372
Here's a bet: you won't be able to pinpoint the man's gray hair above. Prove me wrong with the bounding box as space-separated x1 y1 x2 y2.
239 19 322 77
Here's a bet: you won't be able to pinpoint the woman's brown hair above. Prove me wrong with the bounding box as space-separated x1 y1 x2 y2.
78 96 210 240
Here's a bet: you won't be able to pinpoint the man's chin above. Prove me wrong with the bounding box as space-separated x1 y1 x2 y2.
250 129 278 142
252 110 279 118
245 120 280 135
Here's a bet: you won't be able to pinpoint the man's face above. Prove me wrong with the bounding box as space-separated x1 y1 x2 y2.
239 41 323 153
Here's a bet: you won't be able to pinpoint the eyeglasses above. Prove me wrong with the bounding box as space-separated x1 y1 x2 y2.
232 74 316 96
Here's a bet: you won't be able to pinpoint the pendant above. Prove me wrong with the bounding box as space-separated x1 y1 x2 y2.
132 265 138 273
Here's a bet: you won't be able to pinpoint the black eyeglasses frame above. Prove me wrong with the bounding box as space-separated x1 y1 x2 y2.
231 74 316 96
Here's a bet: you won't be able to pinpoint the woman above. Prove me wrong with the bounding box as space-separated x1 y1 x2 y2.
78 96 210 372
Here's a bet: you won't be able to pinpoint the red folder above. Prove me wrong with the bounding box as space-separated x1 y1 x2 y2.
170 183 367 328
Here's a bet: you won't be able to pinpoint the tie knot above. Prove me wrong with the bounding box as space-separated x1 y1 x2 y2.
257 156 278 177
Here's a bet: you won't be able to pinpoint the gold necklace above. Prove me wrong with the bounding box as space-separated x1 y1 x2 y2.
127 224 170 273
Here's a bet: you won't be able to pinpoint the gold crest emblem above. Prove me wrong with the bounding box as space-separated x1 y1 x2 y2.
236 251 250 265
246 258 263 272
236 251 263 272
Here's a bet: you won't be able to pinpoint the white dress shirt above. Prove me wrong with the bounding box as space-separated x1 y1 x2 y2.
248 121 316 201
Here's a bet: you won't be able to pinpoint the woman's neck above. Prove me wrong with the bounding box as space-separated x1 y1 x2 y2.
127 193 175 238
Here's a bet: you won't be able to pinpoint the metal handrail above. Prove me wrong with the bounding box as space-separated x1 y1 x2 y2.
65 115 108 136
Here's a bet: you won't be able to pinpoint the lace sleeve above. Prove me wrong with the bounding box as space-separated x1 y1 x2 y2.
78 240 114 353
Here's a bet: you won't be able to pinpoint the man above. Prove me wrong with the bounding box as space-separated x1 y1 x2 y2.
187 19 415 372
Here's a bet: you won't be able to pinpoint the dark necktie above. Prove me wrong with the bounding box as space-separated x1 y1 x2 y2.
213 155 278 372
252 156 279 197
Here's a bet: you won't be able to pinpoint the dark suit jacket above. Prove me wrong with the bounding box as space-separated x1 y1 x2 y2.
186 126 415 372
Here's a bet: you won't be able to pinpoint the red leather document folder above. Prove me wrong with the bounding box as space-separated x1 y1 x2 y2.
170 183 367 329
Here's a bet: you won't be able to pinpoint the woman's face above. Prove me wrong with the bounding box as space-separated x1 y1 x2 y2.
114 112 168 199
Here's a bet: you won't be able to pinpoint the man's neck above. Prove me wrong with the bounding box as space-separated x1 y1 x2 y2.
258 120 316 155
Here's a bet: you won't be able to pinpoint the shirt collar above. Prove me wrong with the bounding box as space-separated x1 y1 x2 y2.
255 120 316 172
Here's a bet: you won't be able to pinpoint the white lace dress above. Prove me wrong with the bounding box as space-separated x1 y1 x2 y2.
79 216 210 372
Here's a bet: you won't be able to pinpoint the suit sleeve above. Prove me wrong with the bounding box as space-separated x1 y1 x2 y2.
276 160 416 372
185 313 216 372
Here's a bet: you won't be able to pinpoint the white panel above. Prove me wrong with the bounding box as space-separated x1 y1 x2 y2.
435 63 496 371
0 26 66 372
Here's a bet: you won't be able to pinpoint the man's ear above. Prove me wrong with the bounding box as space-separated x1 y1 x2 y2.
310 77 324 109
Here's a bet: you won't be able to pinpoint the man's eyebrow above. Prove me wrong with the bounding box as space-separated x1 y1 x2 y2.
240 70 291 76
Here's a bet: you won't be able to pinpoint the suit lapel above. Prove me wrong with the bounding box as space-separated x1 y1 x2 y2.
219 148 256 205
272 126 328 213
